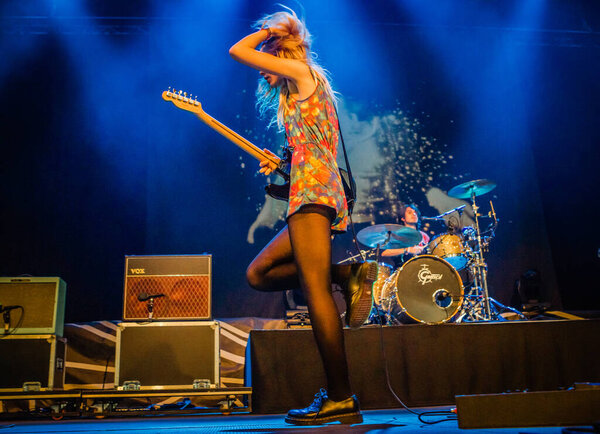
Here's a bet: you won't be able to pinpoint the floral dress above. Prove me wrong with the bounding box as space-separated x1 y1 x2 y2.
283 77 348 233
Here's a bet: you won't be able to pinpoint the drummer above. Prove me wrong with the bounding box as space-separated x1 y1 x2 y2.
381 204 430 261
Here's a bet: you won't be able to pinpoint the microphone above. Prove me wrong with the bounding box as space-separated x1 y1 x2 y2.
423 205 467 221
137 292 165 302
2 305 22 334
440 204 466 217
433 289 451 308
435 290 449 300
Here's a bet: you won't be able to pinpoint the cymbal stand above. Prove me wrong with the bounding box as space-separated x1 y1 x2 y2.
470 189 493 319
458 196 525 322
367 233 398 326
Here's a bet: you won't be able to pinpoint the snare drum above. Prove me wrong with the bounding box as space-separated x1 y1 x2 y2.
392 255 464 324
427 233 468 270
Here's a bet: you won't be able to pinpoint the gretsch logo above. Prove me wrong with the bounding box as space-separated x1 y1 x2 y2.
130 268 146 275
418 264 442 285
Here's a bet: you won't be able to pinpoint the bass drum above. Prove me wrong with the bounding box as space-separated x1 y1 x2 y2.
392 255 463 324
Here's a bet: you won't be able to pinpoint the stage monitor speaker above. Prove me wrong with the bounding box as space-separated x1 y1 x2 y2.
0 277 66 336
123 255 211 321
456 385 600 429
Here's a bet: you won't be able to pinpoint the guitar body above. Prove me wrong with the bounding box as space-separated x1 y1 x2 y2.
264 182 291 201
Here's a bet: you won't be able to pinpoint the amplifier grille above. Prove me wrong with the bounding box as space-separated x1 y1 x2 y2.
0 278 66 335
124 276 210 319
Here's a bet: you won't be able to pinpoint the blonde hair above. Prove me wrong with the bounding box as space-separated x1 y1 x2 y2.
253 7 337 129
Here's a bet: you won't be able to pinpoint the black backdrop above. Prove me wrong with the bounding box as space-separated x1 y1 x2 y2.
1 0 598 322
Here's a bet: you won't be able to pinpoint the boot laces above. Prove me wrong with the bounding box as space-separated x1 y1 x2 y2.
308 388 328 411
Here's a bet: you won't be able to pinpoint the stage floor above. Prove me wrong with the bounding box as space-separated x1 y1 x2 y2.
0 407 576 433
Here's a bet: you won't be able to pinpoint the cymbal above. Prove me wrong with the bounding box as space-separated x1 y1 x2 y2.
356 224 422 249
448 179 496 199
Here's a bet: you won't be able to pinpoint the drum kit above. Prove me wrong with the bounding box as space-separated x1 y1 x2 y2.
351 179 523 324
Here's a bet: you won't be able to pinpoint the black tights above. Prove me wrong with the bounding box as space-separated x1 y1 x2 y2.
246 205 352 401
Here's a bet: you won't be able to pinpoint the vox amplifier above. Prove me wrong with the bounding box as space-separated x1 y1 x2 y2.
123 255 211 321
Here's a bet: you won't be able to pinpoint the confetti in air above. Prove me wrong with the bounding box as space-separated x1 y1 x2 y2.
245 102 465 242
348 105 462 225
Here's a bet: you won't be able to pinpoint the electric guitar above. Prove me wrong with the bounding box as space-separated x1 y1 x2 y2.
162 88 355 210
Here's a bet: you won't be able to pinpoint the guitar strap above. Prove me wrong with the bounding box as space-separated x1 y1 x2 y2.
333 103 357 203
333 103 365 259
308 67 357 204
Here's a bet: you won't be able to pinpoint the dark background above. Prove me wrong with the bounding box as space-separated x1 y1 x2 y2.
1 0 598 322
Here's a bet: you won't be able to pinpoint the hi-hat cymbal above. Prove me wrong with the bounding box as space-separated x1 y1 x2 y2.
356 224 422 249
448 179 496 199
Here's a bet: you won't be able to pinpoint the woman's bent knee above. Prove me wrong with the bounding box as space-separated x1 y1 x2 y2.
246 263 266 291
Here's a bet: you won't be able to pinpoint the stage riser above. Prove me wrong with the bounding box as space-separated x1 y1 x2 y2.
249 320 600 413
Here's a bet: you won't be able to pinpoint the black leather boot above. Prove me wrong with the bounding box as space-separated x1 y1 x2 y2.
285 389 363 425
345 261 378 328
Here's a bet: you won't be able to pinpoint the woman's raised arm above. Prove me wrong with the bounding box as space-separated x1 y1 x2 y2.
228 29 309 84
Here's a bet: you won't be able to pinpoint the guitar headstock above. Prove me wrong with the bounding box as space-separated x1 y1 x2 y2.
162 87 204 114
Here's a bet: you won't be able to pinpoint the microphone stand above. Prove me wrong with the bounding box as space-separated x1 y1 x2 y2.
146 297 156 320
3 310 10 334
377 232 398 326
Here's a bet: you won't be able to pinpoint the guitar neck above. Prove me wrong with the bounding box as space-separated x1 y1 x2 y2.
195 111 278 165
162 89 289 181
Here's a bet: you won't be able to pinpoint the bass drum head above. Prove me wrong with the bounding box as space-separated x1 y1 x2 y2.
394 255 463 324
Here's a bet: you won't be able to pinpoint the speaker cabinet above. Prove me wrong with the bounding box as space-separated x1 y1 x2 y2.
123 255 211 321
0 277 66 336
0 334 66 391
115 321 220 389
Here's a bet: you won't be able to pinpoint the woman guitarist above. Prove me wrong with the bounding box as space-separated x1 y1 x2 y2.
229 7 377 426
